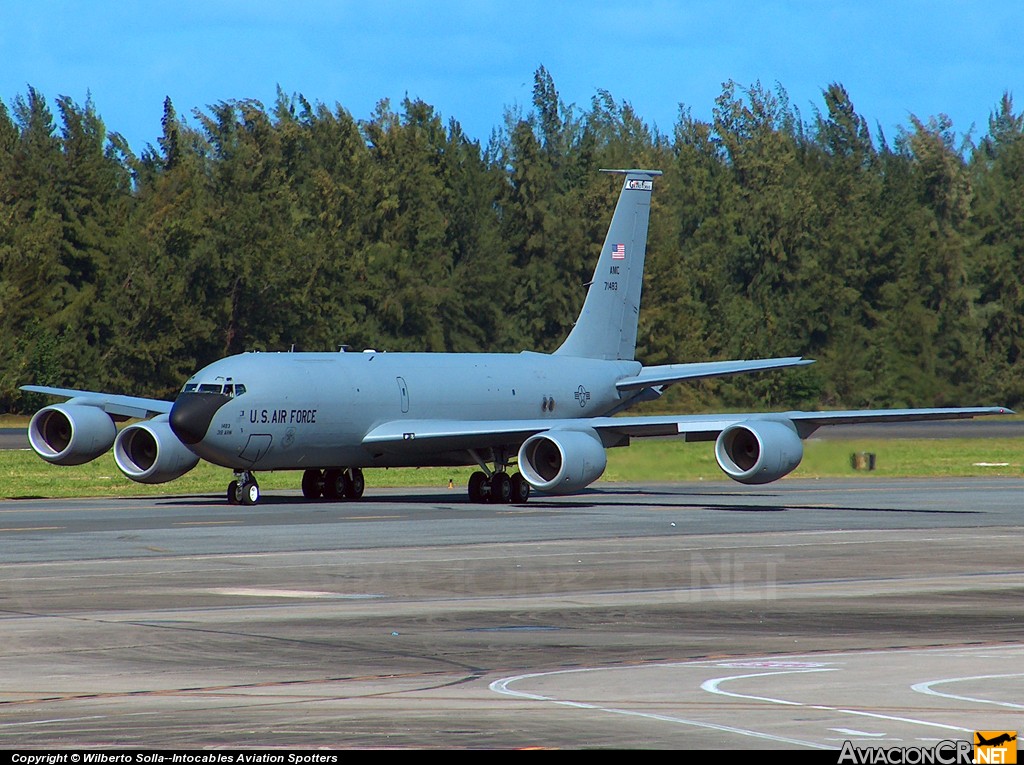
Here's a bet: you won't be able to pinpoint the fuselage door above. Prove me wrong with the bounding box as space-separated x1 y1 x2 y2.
239 434 273 465
396 377 410 413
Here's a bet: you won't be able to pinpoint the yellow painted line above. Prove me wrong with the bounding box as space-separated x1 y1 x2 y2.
0 526 64 532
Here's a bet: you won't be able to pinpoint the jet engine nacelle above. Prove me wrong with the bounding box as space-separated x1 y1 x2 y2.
28 403 117 466
518 428 607 494
714 420 804 485
114 415 200 484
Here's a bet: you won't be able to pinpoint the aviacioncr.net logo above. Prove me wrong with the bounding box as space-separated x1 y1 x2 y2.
838 740 973 764
974 731 1017 764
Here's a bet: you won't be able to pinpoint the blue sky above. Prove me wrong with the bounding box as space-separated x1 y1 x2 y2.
2 0 1021 154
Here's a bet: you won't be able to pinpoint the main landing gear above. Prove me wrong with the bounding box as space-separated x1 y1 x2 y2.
226 467 366 505
466 449 531 504
467 470 531 503
300 467 365 501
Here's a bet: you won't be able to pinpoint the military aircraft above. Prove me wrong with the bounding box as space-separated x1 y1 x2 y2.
22 169 1011 505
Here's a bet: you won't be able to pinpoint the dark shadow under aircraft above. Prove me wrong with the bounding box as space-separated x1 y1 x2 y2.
23 170 1011 505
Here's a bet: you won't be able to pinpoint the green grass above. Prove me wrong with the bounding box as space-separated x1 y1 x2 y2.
1 437 1021 499
0 450 482 499
603 437 1024 482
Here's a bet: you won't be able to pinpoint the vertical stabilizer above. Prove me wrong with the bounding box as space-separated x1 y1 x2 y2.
554 169 661 360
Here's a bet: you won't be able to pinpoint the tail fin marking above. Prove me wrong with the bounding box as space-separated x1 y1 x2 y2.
554 169 661 361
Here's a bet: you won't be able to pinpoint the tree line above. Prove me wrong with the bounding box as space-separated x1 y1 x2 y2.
2 67 1023 414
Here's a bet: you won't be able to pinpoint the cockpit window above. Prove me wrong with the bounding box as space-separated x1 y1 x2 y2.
182 381 246 396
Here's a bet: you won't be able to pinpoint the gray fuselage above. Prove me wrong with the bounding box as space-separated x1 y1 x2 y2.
180 350 642 470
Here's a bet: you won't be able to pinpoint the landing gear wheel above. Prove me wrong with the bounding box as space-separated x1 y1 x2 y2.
489 471 512 504
510 473 531 503
301 469 323 500
468 471 488 503
322 468 351 500
240 480 260 506
345 468 365 499
323 468 343 500
228 472 260 506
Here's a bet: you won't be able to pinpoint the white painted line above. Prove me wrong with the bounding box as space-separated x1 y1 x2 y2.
831 728 887 737
207 588 382 599
701 668 837 705
490 667 833 749
0 714 111 728
702 670 973 733
912 674 1024 710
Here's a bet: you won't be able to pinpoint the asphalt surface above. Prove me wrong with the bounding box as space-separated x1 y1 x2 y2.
0 479 1021 749
0 428 28 450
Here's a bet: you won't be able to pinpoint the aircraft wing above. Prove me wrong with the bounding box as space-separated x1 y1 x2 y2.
361 406 1012 454
20 385 172 419
617 356 814 391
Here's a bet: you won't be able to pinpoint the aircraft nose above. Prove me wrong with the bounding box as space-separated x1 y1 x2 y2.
169 393 231 445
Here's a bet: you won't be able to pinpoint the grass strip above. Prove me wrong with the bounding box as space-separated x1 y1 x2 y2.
0 437 1020 499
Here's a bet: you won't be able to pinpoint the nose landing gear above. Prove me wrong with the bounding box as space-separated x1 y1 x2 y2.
227 471 260 505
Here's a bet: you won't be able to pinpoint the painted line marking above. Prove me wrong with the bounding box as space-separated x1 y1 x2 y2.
206 588 382 599
832 728 887 737
173 521 244 526
702 670 972 733
491 649 1024 748
491 667 832 749
912 674 1024 710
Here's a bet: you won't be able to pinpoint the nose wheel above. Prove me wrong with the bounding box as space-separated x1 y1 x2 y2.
227 472 260 505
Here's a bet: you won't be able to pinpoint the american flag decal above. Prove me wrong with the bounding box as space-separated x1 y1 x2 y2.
611 243 626 260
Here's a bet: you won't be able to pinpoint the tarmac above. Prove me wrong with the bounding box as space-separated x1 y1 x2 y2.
0 478 1021 749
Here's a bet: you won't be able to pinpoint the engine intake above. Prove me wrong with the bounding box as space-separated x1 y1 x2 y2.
114 416 200 484
28 403 116 466
715 420 804 485
518 428 607 494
